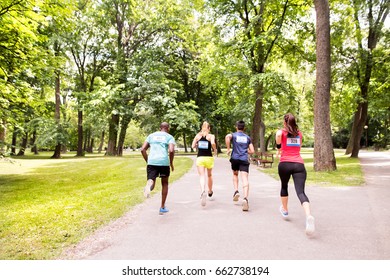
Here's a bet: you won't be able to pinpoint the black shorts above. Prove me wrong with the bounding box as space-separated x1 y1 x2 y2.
147 165 170 180
230 158 250 173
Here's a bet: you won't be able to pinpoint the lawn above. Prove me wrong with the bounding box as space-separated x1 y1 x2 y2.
0 152 193 260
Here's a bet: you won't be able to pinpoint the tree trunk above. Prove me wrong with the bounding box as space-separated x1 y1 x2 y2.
265 133 273 151
106 114 119 156
76 110 83 156
11 129 17 155
51 71 62 159
251 83 263 152
31 130 38 154
117 114 131 156
17 132 28 156
313 0 336 171
346 102 368 157
0 119 6 154
88 138 94 153
83 127 88 151
98 130 105 153
183 132 187 153
259 121 266 152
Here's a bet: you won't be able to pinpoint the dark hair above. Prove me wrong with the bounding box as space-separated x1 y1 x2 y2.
236 120 245 130
284 113 299 137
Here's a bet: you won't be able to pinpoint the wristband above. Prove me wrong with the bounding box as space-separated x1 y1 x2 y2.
276 143 281 149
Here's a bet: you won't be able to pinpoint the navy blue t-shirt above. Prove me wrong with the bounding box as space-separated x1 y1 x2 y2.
231 132 252 161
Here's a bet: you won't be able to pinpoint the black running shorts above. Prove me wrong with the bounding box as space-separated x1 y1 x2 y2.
147 165 170 180
229 158 250 173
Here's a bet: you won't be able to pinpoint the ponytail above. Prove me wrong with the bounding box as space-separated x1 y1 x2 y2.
284 113 299 137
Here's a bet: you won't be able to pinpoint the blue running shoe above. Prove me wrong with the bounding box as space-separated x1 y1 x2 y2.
159 207 169 215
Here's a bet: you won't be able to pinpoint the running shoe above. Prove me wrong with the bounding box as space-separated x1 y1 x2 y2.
242 198 249 211
201 192 206 206
305 215 315 236
143 186 150 198
279 205 289 218
233 190 240 201
159 207 169 215
143 179 153 198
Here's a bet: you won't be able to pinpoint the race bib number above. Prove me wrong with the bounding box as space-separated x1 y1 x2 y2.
236 136 248 143
286 136 301 146
152 136 166 142
198 140 208 149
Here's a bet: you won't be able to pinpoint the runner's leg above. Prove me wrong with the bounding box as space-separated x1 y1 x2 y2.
207 168 213 195
161 176 169 209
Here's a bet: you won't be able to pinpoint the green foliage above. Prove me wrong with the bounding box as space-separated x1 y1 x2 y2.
124 121 146 149
1 0 389 160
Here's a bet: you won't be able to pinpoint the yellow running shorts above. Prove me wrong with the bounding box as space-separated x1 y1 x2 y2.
196 156 215 169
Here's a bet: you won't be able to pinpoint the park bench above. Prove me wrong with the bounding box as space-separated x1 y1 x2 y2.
249 151 274 168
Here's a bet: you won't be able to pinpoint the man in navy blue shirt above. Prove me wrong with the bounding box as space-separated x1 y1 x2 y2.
225 120 255 211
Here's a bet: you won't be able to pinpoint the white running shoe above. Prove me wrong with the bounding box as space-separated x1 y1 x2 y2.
279 205 289 219
242 198 249 211
201 192 206 206
143 179 153 198
306 215 315 236
233 191 240 202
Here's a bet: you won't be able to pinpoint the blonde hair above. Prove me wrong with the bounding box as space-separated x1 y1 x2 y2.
200 121 210 137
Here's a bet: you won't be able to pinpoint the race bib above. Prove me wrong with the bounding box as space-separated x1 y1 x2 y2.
286 136 301 146
236 136 248 143
198 140 208 149
152 136 166 142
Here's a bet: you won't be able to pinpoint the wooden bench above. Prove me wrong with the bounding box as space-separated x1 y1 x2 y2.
249 152 274 168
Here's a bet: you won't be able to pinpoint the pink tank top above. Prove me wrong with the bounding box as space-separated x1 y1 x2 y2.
280 129 304 164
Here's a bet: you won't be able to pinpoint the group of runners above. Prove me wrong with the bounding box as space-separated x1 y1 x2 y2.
139 113 315 236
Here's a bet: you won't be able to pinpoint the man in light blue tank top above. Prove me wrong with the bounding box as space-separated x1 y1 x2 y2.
141 122 175 215
225 120 254 211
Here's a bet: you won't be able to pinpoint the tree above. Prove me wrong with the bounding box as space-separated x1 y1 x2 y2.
343 0 389 157
0 0 46 155
207 0 311 152
313 0 336 171
165 101 200 152
67 2 112 156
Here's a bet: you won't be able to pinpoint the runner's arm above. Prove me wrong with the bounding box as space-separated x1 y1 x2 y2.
225 133 232 155
168 143 175 171
140 141 150 163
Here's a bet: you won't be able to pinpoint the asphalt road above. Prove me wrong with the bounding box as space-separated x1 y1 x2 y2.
62 150 390 260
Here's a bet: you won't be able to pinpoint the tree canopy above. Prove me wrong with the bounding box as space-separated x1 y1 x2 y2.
1 0 389 166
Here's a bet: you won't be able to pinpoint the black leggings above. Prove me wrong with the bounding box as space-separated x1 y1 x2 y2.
278 162 309 204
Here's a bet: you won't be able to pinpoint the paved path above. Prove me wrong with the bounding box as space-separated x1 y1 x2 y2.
64 151 390 260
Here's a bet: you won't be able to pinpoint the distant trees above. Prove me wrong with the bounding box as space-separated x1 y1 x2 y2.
1 0 389 164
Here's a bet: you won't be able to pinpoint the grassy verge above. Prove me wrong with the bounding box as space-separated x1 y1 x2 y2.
260 149 365 186
0 152 193 260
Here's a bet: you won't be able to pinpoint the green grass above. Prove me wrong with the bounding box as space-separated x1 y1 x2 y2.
260 149 365 187
0 152 193 260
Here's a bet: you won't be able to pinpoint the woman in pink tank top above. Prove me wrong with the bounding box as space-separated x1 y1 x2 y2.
275 113 315 236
